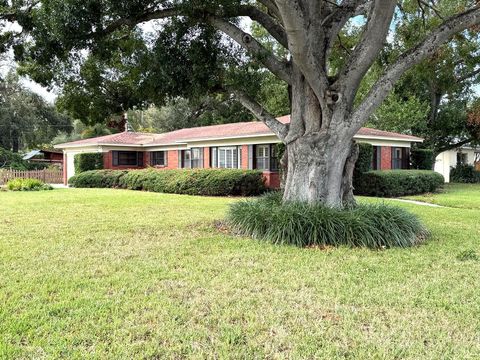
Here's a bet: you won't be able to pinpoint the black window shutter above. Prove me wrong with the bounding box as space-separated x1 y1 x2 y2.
138 152 144 166
113 151 119 166
391 147 395 169
248 145 254 169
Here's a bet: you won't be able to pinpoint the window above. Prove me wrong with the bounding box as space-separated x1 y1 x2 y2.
182 150 192 168
392 147 403 170
150 151 167 166
254 144 279 171
256 145 270 170
218 147 239 169
457 152 468 165
112 151 144 166
270 145 279 171
191 148 203 168
181 148 203 168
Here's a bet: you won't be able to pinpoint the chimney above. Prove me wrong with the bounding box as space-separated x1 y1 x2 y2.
124 112 134 132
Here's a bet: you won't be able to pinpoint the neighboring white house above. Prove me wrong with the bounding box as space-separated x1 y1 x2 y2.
435 146 480 182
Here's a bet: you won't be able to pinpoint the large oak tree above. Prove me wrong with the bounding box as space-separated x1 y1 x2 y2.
4 0 480 207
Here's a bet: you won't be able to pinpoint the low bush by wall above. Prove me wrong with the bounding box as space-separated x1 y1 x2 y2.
355 170 444 197
411 149 434 170
6 178 53 191
450 164 480 183
69 168 267 196
74 153 104 174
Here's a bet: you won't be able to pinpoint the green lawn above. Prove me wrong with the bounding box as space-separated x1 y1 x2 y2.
404 183 480 209
1 188 480 359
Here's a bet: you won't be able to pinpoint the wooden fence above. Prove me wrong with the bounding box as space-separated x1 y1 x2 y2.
0 169 63 185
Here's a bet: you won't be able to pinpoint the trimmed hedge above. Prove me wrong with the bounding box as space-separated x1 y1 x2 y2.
354 143 373 186
355 143 374 174
411 149 434 170
355 170 444 197
69 168 267 196
450 164 480 183
7 178 53 191
74 153 104 174
228 192 428 248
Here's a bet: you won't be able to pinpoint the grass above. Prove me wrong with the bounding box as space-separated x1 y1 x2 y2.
1 188 480 358
404 183 480 209
229 192 427 248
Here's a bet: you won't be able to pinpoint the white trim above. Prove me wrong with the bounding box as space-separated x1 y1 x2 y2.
55 143 145 149
354 134 423 143
55 133 421 150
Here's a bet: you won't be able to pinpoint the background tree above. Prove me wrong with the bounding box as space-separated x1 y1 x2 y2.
0 73 72 152
364 1 480 157
5 0 480 207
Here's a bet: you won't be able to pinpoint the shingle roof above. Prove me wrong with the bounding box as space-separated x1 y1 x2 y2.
55 132 160 147
55 115 423 148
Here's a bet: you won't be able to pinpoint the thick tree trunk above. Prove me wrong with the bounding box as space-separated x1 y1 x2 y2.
281 68 358 209
11 127 19 153
282 135 357 208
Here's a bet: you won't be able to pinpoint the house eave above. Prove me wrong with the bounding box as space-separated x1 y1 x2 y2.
54 133 423 150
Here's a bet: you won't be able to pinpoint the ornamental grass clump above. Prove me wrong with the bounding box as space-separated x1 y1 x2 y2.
228 192 428 249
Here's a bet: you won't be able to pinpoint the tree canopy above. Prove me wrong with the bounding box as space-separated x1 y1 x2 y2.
0 73 72 152
3 0 480 206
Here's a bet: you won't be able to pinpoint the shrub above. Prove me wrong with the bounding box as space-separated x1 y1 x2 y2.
355 170 444 197
6 178 53 191
411 149 434 170
70 168 267 196
69 169 128 188
0 147 46 170
74 153 104 174
228 192 428 248
353 143 373 184
355 143 374 173
450 164 480 183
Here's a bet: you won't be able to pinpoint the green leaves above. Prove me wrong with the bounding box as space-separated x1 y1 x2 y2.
228 192 429 248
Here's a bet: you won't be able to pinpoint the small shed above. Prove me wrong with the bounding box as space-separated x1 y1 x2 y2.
23 149 63 167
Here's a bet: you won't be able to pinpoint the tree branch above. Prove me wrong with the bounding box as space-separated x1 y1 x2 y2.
336 0 396 108
273 0 330 109
207 16 291 84
456 67 480 83
351 6 480 132
230 88 288 141
235 5 288 48
257 0 282 21
324 0 371 39
418 0 444 20
436 137 475 154
97 8 180 37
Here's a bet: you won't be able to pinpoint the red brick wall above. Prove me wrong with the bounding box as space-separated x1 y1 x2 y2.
144 152 150 167
241 145 249 169
380 146 392 170
263 171 281 189
103 151 112 169
204 148 210 168
166 150 179 170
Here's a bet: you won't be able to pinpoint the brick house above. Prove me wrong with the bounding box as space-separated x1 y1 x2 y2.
55 115 423 187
